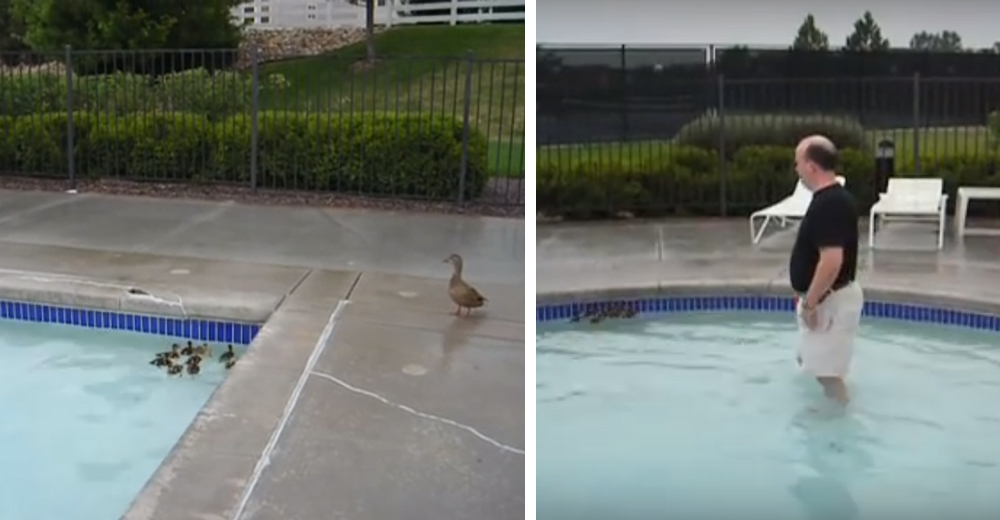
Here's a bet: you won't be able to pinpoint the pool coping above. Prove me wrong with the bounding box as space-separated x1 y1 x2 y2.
121 268 360 520
0 270 277 324
536 279 1000 317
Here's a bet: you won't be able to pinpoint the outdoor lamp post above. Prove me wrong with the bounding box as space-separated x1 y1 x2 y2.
874 139 895 196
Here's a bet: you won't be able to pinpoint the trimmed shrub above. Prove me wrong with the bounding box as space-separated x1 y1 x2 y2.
0 111 488 200
675 113 868 157
987 111 1000 152
211 111 488 198
537 146 718 219
538 144 999 219
0 69 286 119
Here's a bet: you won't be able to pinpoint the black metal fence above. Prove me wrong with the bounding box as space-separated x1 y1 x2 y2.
538 45 1000 144
0 47 525 207
538 74 1000 217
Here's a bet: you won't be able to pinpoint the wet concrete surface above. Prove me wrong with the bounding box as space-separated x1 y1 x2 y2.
0 191 523 284
0 190 524 520
537 217 1000 307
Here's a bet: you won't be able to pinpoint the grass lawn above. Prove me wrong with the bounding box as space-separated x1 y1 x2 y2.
538 126 994 168
489 139 524 177
261 25 525 178
865 126 991 163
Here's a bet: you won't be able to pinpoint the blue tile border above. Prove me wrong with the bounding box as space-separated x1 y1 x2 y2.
0 300 261 345
536 295 1000 331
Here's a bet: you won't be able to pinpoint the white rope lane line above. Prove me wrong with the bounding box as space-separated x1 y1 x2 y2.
310 370 526 456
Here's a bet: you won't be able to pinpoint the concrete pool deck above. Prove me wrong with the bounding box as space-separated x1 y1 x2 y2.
0 190 524 520
537 218 1000 311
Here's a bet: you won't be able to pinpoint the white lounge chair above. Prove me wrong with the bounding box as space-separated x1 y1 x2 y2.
749 176 846 244
868 177 947 250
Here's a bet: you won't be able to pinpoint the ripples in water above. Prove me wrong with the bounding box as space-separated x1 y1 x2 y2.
538 312 1000 518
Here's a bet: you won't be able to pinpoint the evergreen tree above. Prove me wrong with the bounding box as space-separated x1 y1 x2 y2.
909 30 963 52
844 11 890 51
792 14 829 51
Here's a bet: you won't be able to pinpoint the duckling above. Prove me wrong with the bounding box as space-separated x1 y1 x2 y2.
443 253 488 316
186 361 201 376
167 363 183 376
149 354 169 368
218 344 235 363
180 341 194 356
151 343 176 362
587 306 608 324
186 354 203 366
167 344 181 359
193 343 213 358
224 357 237 370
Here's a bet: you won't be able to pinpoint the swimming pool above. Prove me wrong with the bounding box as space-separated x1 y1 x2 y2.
0 318 244 520
537 298 1000 520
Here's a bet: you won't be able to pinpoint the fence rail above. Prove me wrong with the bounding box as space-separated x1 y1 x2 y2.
0 47 525 208
235 0 526 30
537 73 1000 220
379 0 526 26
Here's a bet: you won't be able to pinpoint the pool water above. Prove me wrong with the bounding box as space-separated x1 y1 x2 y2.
0 320 238 520
537 311 1000 520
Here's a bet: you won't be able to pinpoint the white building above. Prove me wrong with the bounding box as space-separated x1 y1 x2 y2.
234 0 525 29
233 0 366 28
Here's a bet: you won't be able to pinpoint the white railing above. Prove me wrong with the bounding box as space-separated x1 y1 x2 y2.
376 0 525 26
234 0 524 29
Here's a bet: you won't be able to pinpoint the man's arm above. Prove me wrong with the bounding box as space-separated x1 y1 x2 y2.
803 200 848 308
804 247 842 308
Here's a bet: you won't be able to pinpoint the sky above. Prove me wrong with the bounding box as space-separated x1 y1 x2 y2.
537 0 1000 50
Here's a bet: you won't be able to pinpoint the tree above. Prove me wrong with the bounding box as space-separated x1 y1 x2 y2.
365 0 375 63
0 0 33 64
347 0 377 63
909 30 963 52
844 11 890 51
12 0 242 52
791 14 829 51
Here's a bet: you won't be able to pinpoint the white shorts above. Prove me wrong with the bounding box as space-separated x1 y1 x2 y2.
795 282 864 378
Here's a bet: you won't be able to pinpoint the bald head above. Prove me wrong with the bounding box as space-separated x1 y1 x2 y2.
797 134 836 153
794 134 838 190
796 135 838 173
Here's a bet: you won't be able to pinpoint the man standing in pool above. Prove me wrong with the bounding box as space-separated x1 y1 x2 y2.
788 135 864 405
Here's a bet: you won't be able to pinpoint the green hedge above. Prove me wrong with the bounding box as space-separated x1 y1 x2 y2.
0 68 288 119
538 145 1000 219
988 111 1000 152
675 114 868 157
0 111 488 199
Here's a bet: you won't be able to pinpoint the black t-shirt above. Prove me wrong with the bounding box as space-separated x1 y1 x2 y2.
788 183 859 293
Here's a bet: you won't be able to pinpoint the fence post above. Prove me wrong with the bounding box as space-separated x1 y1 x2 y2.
717 73 727 217
911 72 921 175
620 45 628 141
250 44 260 193
64 45 75 192
457 50 474 204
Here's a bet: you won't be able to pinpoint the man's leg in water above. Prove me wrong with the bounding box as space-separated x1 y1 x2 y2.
796 284 864 404
817 376 849 404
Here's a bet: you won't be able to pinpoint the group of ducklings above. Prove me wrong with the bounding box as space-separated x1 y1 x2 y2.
150 341 237 377
571 303 638 324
